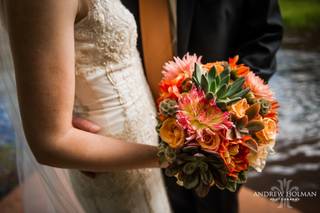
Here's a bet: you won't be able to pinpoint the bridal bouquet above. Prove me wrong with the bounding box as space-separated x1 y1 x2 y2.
156 54 279 197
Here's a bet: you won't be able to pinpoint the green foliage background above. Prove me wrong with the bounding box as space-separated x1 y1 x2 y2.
280 0 320 29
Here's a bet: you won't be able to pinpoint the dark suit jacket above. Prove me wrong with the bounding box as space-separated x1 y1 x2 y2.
121 0 283 82
120 1 283 212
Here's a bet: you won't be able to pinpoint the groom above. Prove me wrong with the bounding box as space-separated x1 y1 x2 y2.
74 0 283 212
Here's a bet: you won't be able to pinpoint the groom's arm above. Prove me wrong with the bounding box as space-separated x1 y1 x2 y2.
236 0 283 82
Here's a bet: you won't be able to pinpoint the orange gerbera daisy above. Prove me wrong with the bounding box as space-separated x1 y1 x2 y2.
158 53 201 103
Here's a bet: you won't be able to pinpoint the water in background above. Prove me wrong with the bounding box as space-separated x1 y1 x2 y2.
246 49 320 213
0 82 17 198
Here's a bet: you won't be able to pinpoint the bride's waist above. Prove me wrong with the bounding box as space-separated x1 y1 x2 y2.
75 51 142 75
73 97 157 140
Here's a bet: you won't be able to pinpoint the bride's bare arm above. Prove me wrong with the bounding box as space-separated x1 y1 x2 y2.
6 0 162 171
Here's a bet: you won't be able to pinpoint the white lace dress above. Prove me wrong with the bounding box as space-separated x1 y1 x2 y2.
68 0 171 212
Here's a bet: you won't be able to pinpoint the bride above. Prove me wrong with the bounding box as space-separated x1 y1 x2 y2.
0 0 172 212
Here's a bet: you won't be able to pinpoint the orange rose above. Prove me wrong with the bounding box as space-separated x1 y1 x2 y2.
203 62 225 75
255 118 277 143
220 140 250 175
229 99 250 118
159 118 185 149
197 131 221 151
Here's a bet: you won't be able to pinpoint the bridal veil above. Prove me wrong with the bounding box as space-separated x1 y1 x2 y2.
0 1 84 212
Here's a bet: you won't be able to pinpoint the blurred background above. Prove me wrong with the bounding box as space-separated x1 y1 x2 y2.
0 0 319 212
245 0 320 212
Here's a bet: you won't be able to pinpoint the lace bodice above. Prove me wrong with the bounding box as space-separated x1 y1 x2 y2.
75 0 138 70
70 1 171 212
73 0 156 143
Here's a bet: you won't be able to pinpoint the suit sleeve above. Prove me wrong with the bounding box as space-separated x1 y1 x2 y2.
237 0 283 82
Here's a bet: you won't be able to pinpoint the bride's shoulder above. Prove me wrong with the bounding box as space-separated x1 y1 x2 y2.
3 0 80 25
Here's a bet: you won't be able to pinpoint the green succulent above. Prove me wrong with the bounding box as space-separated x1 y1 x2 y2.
192 63 250 109
258 98 271 115
225 177 238 192
159 98 177 117
183 173 200 189
224 170 248 192
173 152 229 196
245 91 257 104
165 164 180 177
194 182 211 198
227 102 265 141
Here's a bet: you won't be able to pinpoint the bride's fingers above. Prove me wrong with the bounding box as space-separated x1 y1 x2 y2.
72 117 101 133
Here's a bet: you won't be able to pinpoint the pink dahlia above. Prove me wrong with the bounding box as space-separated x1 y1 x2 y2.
176 87 233 140
161 53 201 83
245 72 275 101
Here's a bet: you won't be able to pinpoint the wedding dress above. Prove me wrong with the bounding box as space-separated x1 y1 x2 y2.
68 0 172 212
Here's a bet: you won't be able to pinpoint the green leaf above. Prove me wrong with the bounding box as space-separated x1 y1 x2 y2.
200 75 209 92
216 102 227 110
231 77 245 90
182 146 199 153
183 162 198 175
183 174 200 189
226 180 237 192
208 66 216 83
220 75 230 85
246 120 265 132
192 64 201 86
211 169 227 188
158 153 166 165
200 170 213 185
165 147 176 162
245 92 257 104
237 171 248 184
192 76 199 86
216 84 227 98
230 88 250 99
165 165 180 177
216 74 221 86
237 116 249 128
198 161 209 173
195 63 203 82
215 184 225 190
224 97 242 105
245 103 261 120
209 80 217 93
195 182 210 198
220 67 230 79
259 99 271 115
205 153 226 170
222 77 245 98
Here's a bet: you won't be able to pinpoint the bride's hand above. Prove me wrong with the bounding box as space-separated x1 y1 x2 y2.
72 116 101 133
